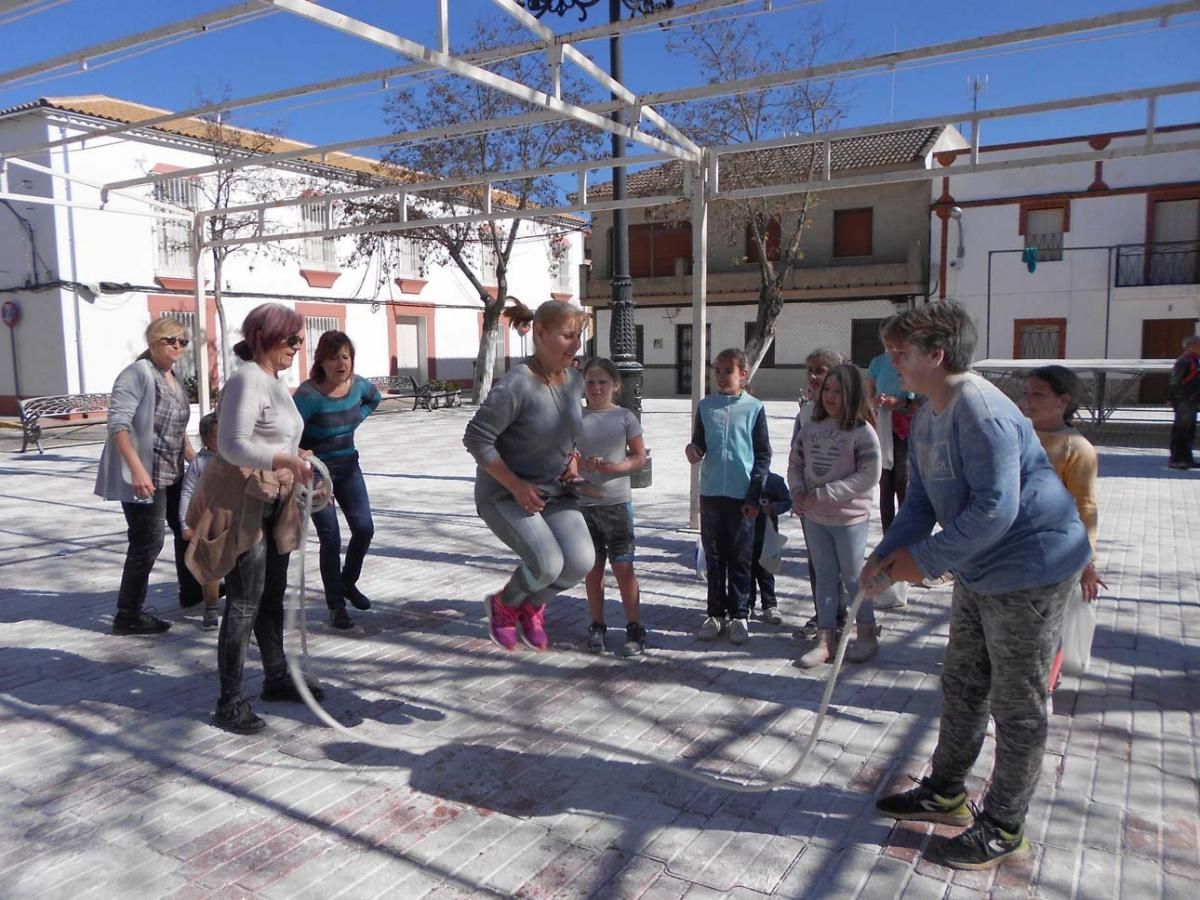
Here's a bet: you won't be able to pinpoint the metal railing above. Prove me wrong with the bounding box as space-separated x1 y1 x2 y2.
1024 231 1064 262
1115 239 1200 287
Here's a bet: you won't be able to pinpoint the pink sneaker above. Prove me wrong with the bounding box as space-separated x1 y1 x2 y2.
485 592 520 651
518 602 549 650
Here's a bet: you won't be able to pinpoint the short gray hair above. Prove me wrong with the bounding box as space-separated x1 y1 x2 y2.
1184 334 1200 350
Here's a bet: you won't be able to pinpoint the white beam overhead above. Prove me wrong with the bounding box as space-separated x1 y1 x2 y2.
265 0 699 161
4 155 193 218
0 2 274 89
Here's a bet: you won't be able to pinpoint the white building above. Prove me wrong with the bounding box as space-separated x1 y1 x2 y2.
931 123 1200 401
0 96 584 414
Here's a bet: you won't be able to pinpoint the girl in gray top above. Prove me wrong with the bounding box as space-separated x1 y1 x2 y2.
95 316 201 634
463 300 592 652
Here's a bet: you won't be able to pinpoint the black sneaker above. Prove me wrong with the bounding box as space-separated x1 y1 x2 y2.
213 698 266 735
112 609 172 635
330 608 353 630
344 584 372 610
201 607 220 630
261 677 325 703
793 615 819 640
621 622 647 658
876 777 973 827
933 811 1029 870
586 622 607 654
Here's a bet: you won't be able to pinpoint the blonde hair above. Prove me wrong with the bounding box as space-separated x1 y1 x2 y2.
509 299 586 333
145 316 188 346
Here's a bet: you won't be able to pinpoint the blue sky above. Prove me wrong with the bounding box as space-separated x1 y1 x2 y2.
1 0 1197 163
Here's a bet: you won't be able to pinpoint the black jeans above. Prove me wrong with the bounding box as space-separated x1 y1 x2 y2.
311 456 374 610
748 513 777 610
217 510 290 706
879 432 909 532
1170 399 1197 464
116 479 202 615
700 496 753 620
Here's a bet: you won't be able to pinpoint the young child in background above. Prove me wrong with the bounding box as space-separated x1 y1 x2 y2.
789 363 882 668
180 412 222 630
1020 365 1105 689
749 471 792 625
792 348 848 640
685 348 770 645
577 357 648 657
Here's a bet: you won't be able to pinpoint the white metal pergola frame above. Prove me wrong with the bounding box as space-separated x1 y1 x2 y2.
2 0 1198 524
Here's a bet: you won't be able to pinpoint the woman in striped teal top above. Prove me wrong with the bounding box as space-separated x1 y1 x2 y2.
294 331 382 629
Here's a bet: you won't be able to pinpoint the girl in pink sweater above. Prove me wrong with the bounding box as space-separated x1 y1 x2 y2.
788 364 882 668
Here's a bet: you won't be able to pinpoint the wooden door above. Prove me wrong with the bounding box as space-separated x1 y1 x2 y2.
1140 318 1198 402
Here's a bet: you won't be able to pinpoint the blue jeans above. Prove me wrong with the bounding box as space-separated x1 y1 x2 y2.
700 496 753 620
804 519 873 630
311 456 375 611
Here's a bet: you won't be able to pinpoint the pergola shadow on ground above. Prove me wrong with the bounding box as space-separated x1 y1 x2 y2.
1 402 1196 898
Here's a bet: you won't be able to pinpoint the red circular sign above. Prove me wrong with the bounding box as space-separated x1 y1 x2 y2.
0 301 19 328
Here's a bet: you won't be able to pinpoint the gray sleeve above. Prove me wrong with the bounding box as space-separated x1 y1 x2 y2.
106 362 145 437
626 408 643 440
463 377 522 467
217 371 275 471
180 460 200 528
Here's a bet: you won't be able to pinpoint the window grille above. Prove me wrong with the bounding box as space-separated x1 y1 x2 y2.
304 315 340 369
1024 208 1065 262
395 236 422 278
153 177 199 274
301 201 337 269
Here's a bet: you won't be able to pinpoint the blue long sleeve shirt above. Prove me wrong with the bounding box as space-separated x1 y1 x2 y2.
294 375 381 462
874 373 1091 594
691 391 771 504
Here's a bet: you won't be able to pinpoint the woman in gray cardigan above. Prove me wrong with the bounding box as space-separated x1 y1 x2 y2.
94 317 200 635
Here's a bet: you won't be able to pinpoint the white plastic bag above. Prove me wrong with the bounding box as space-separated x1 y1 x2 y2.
759 517 788 574
872 578 909 610
694 536 707 580
1060 592 1097 676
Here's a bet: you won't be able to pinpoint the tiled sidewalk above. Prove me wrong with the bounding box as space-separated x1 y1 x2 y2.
0 401 1196 899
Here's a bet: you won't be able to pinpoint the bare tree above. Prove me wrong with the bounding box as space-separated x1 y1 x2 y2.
665 16 848 378
346 19 598 403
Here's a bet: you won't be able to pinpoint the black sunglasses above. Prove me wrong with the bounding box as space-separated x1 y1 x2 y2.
160 336 190 348
285 335 304 349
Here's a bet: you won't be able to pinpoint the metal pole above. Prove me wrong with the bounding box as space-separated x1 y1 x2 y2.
608 0 650 487
688 155 709 530
194 213 212 417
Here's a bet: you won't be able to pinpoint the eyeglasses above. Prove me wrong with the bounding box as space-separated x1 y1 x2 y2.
284 335 304 349
160 336 190 348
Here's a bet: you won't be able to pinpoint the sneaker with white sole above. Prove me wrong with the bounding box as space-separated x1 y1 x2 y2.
585 622 608 654
728 617 750 644
697 616 724 640
876 776 973 827
485 592 521 651
762 606 783 625
518 601 549 650
933 811 1029 870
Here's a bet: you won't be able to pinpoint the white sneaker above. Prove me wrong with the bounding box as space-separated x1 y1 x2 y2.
698 616 724 640
728 618 750 644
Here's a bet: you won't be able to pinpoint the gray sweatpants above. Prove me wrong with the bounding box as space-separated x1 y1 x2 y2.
476 487 594 609
929 573 1077 827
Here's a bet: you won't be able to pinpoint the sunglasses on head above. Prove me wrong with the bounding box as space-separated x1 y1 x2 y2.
160 336 190 348
284 335 304 349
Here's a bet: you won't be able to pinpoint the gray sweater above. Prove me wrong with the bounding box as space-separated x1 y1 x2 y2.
463 361 583 500
217 361 303 471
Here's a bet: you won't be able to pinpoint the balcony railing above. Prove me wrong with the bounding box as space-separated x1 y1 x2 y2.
1116 240 1200 288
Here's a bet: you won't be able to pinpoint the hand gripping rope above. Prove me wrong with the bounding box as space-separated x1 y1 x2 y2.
284 456 881 794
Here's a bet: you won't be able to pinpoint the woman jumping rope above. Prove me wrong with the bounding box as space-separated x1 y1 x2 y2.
463 300 594 652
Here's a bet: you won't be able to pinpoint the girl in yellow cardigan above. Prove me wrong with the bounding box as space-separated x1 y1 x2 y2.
1021 365 1106 689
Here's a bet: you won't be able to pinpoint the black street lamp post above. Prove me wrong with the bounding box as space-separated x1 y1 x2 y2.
521 0 672 488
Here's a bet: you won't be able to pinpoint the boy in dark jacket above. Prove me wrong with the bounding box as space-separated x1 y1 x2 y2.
749 471 792 624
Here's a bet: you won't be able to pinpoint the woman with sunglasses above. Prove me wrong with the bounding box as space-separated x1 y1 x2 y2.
194 303 316 734
96 316 203 634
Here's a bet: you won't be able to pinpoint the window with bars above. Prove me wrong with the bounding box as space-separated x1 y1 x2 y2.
395 236 422 278
304 315 340 369
1013 318 1066 359
153 177 199 274
301 201 337 269
555 256 574 293
1024 207 1065 262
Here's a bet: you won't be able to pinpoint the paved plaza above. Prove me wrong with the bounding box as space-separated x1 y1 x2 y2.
0 400 1197 899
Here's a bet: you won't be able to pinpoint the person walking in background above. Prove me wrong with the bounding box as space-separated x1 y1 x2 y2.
789 364 882 668
294 331 382 630
1168 334 1200 469
576 357 648 657
864 301 1091 871
866 348 919 532
463 300 593 652
180 412 223 630
685 348 770 646
95 316 202 635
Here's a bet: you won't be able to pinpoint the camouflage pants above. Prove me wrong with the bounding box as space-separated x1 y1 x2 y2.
929 573 1077 827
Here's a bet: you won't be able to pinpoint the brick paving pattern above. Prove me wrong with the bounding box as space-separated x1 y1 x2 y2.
0 401 1196 898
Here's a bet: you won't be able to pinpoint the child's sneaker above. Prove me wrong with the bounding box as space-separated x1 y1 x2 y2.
518 601 549 650
485 592 521 651
586 622 608 654
202 607 220 630
728 617 750 644
794 615 819 640
697 616 724 640
876 777 973 827
762 606 783 625
621 622 647 658
933 812 1029 870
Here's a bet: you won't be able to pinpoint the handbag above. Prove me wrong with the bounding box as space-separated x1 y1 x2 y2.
1059 591 1097 676
758 516 788 574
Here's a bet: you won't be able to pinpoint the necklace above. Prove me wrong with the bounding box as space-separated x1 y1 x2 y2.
527 356 565 386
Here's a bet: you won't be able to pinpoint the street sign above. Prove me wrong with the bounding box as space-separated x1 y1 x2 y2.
1 300 20 328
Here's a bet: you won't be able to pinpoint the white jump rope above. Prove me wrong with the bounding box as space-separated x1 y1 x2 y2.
285 456 879 793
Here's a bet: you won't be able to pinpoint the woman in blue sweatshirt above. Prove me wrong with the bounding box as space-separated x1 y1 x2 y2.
684 348 771 646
